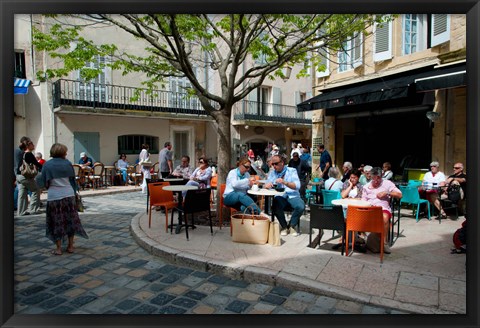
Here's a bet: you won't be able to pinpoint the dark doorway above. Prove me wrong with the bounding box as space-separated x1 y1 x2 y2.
339 110 432 178
250 142 268 161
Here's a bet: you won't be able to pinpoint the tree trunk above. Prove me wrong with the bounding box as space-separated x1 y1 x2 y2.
215 108 231 187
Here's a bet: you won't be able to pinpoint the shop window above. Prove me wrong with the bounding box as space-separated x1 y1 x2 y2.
118 135 159 155
14 51 26 78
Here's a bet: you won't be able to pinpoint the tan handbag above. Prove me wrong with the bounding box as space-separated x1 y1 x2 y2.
231 206 270 245
268 221 281 246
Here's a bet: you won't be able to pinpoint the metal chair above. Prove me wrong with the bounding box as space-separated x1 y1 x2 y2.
88 162 105 189
309 204 346 255
346 205 385 263
147 181 177 232
407 179 422 188
128 164 143 186
151 162 159 179
322 189 341 206
399 185 430 222
173 188 213 240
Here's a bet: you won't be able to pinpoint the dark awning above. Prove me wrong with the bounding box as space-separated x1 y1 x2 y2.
297 63 466 113
14 78 31 95
415 64 466 92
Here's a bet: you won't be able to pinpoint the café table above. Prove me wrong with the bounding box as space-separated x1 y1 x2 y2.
103 165 117 187
163 185 199 233
331 198 370 209
247 188 285 222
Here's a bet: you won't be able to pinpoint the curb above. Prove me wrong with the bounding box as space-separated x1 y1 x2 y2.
130 214 457 315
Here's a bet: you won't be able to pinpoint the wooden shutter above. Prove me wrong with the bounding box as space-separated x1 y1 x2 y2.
431 14 450 47
352 32 363 68
373 20 393 62
272 87 281 116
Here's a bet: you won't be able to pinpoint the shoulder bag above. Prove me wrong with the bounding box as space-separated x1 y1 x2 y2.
20 153 38 179
231 205 270 245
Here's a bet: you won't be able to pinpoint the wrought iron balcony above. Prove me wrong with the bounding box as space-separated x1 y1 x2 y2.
52 79 311 125
233 100 312 125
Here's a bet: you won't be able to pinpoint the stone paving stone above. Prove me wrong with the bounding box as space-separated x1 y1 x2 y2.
150 293 176 306
335 300 364 314
439 278 466 295
157 264 178 274
126 268 149 278
175 267 194 275
207 275 231 285
132 291 154 301
70 275 92 284
283 299 309 313
398 272 439 291
80 297 117 313
86 268 107 276
51 283 76 294
439 292 466 313
203 294 230 307
237 291 260 302
217 286 242 297
19 285 46 296
192 271 212 279
247 283 271 295
82 279 104 289
70 294 98 307
184 290 208 301
106 276 135 288
46 305 76 314
29 274 50 283
225 300 251 313
115 299 141 311
251 302 276 314
195 282 219 294
260 293 286 305
91 285 115 297
290 291 316 303
270 286 293 297
394 285 438 307
64 288 87 298
192 305 216 314
21 292 55 305
141 272 164 282
128 304 158 314
38 296 69 309
305 305 332 314
361 305 390 314
157 305 187 314
165 285 190 295
171 297 198 309
149 283 168 292
225 279 249 288
124 279 149 291
181 275 204 287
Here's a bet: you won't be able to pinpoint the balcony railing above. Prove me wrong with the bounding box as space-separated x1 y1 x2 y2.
233 100 312 125
52 79 311 125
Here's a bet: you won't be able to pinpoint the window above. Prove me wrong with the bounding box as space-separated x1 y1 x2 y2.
316 47 330 78
76 55 111 102
402 14 427 55
14 51 26 78
118 135 159 155
257 86 271 116
169 69 200 110
338 32 362 72
373 19 393 62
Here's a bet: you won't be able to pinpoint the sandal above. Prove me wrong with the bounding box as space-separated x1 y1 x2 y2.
66 247 74 254
51 250 62 256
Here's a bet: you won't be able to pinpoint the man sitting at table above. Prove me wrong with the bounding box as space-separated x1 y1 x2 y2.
169 155 193 179
78 152 93 170
422 161 447 219
361 167 402 254
439 162 467 217
264 154 305 237
223 158 261 214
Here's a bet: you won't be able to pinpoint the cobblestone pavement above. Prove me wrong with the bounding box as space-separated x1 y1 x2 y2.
14 192 407 314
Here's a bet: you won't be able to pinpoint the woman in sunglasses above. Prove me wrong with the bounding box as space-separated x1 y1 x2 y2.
223 158 261 214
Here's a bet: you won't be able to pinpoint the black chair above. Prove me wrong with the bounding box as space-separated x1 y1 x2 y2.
173 188 213 240
146 178 163 213
309 204 346 255
389 197 401 246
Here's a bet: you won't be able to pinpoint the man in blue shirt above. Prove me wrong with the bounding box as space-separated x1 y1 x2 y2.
78 152 93 169
264 155 305 236
316 144 332 180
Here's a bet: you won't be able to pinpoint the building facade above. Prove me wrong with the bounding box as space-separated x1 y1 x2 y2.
299 14 466 179
14 14 312 168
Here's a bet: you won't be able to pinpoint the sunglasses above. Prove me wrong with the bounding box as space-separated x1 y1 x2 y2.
271 162 281 166
199 161 205 164
243 164 251 169
453 167 461 169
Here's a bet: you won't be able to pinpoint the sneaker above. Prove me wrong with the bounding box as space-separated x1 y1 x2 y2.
289 227 299 237
280 228 289 236
383 243 391 254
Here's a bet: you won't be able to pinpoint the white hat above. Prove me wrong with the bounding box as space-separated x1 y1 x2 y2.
363 165 373 172
297 143 302 148
80 152 86 157
273 146 279 150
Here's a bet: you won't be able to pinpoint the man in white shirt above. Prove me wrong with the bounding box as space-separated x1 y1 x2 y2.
422 161 447 219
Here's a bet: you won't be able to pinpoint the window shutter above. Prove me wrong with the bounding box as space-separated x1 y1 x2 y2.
316 47 330 78
272 87 281 116
373 20 393 62
431 14 450 47
352 32 363 68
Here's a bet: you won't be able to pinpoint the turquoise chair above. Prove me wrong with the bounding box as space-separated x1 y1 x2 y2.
306 177 321 205
408 179 422 188
321 189 341 206
399 185 430 222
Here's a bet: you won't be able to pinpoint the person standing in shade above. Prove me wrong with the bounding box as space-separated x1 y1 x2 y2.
16 138 42 216
159 141 173 178
315 144 332 180
288 152 310 202
39 143 88 255
139 144 151 193
341 161 353 183
382 162 394 181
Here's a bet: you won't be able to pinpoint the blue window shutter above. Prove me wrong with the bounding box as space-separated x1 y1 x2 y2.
272 87 281 116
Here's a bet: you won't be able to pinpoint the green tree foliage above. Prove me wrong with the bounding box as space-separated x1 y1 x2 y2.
33 14 392 184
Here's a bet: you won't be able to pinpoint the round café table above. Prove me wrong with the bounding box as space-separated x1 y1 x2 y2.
331 198 370 209
247 188 285 222
163 185 199 233
103 165 117 186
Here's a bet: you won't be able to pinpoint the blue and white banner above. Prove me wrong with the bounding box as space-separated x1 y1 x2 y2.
14 78 31 95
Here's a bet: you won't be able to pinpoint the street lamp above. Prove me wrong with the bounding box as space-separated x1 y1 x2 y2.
282 66 292 82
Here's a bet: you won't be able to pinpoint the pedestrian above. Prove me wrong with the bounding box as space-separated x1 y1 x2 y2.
40 143 88 255
15 137 42 216
139 144 151 193
315 144 332 180
35 152 46 166
159 141 173 178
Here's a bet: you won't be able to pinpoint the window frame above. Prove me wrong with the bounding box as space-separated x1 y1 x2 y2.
117 135 159 155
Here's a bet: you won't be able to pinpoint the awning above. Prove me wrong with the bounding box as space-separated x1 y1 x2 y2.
14 78 31 95
415 64 466 92
297 63 466 113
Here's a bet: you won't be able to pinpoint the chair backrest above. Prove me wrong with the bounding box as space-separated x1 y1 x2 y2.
184 188 211 213
345 205 384 233
322 189 341 206
92 162 104 176
407 179 422 188
148 181 173 204
210 175 218 188
311 177 321 192
309 204 345 230
152 162 159 174
72 164 81 176
399 185 421 204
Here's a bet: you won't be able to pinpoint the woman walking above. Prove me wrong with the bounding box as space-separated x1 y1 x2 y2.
139 144 151 193
40 143 88 255
16 138 42 216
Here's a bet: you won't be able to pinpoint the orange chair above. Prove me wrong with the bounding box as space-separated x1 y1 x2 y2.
148 181 178 232
210 175 218 204
345 205 385 263
218 183 237 236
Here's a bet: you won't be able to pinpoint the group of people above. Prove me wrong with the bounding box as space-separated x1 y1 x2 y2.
14 136 88 255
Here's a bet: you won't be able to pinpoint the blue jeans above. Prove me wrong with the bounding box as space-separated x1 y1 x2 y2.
119 168 128 184
272 196 305 229
14 184 19 210
224 192 260 214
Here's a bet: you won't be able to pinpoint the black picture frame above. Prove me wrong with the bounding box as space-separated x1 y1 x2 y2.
1 1 478 327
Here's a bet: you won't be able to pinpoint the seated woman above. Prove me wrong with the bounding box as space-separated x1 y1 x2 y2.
324 166 343 192
183 157 212 197
341 169 363 199
116 153 130 185
223 158 261 214
382 162 394 180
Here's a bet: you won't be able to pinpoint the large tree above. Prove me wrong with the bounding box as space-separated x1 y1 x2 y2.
33 14 390 185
